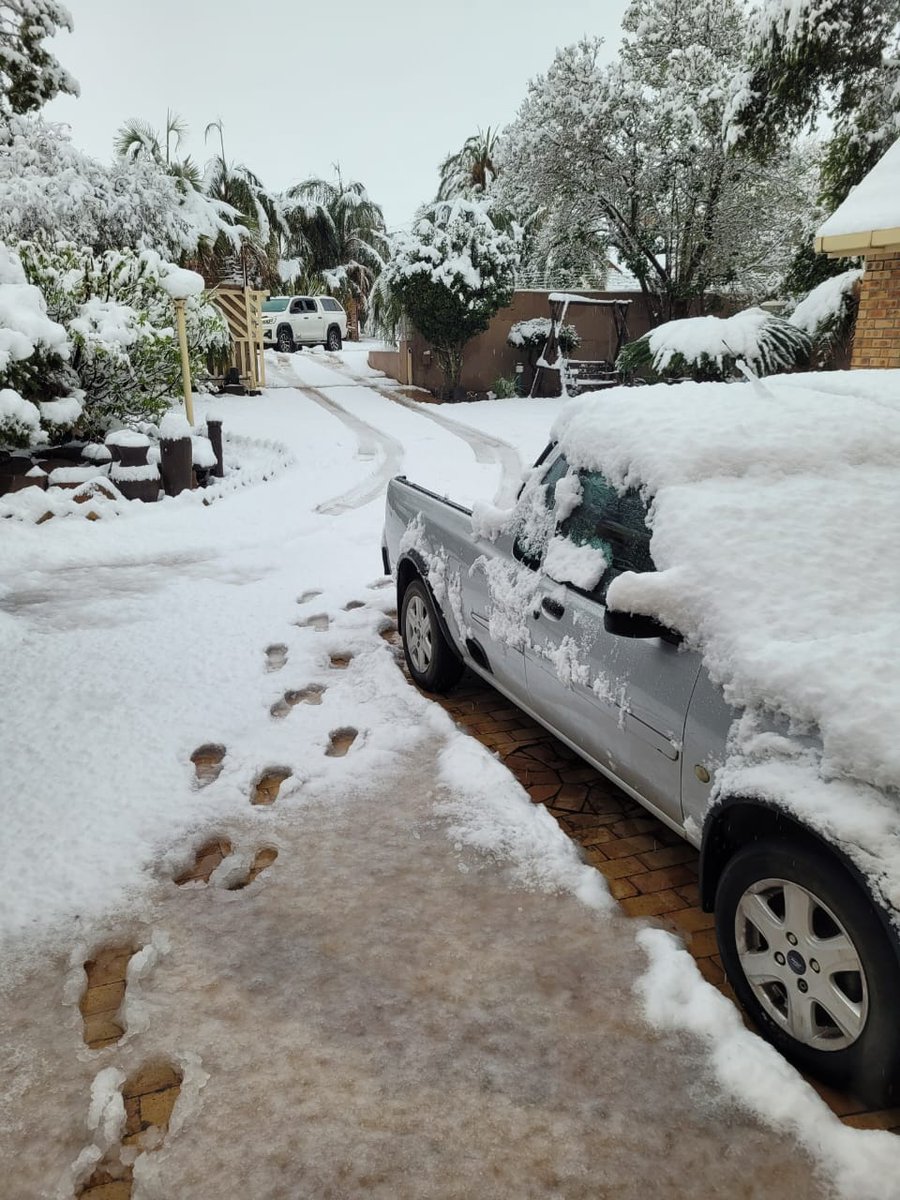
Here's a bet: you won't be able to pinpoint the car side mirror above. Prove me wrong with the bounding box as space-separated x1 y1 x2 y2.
604 607 681 644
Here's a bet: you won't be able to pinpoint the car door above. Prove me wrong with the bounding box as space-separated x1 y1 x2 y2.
304 298 326 343
287 297 306 340
522 463 701 824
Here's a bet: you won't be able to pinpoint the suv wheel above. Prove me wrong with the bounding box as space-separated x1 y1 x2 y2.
277 326 294 353
326 326 342 351
400 578 463 694
716 837 900 1105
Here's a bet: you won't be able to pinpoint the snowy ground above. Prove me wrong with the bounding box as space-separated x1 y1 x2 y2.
2 348 898 1198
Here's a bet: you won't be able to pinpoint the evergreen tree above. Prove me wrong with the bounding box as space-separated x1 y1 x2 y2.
726 0 900 208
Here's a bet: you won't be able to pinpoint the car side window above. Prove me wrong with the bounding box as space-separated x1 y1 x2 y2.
303 299 318 313
557 471 655 602
289 299 304 314
513 453 571 569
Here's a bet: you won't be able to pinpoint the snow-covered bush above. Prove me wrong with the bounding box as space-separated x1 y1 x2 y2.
617 308 812 382
789 268 863 367
507 318 580 354
14 241 229 439
380 198 520 389
0 242 68 445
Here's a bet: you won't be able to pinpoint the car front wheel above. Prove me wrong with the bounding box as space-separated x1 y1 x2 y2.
400 578 463 694
276 326 294 353
716 837 900 1105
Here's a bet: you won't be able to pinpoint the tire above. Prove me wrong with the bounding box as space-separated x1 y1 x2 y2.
276 326 294 353
715 837 900 1105
326 325 342 351
400 577 463 694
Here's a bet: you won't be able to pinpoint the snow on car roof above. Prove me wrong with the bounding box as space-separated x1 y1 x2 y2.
551 370 900 798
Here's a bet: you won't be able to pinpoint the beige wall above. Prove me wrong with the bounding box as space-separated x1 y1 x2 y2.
852 252 900 369
402 290 657 393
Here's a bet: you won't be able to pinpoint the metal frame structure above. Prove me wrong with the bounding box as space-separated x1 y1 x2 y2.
531 293 632 398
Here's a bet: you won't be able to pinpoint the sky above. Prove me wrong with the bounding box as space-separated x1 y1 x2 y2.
44 0 629 231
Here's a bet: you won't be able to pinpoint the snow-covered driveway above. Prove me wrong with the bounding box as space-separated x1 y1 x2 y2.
1 350 896 1198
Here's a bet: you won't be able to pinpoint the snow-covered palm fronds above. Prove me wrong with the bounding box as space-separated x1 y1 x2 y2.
436 127 499 201
617 308 812 381
789 268 863 365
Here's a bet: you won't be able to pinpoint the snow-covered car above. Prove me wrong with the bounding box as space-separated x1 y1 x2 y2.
381 370 900 1105
261 295 347 352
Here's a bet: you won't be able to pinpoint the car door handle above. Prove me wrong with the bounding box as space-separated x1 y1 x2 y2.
540 596 565 620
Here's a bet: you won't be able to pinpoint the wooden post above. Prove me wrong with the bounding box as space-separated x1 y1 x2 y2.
174 299 195 425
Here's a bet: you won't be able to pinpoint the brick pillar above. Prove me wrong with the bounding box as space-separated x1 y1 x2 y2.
852 251 900 368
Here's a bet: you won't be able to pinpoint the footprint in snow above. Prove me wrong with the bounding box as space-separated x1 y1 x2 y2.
368 577 392 590
329 652 353 670
343 600 365 611
76 1059 183 1198
326 727 358 758
297 589 322 604
265 643 288 672
190 744 226 787
175 838 278 890
251 768 292 806
297 613 330 632
79 944 141 1050
270 684 326 719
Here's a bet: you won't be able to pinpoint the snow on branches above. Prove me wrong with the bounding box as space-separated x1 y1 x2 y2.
0 0 78 116
381 198 520 388
0 118 243 259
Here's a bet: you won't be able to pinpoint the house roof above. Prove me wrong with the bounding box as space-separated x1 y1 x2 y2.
815 138 900 256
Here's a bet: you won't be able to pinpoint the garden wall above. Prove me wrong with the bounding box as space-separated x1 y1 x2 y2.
398 289 656 393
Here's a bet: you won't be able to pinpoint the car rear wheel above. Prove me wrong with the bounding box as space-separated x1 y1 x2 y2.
716 837 900 1105
400 578 463 694
326 326 342 351
277 326 294 353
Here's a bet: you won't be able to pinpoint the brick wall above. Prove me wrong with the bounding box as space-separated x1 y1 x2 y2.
852 251 900 368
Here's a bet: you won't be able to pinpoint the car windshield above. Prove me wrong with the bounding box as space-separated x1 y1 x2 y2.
263 298 289 312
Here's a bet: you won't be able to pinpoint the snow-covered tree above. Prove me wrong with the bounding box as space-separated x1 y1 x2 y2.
0 0 78 116
497 1 818 321
617 307 812 381
0 118 242 260
380 198 520 390
725 0 900 208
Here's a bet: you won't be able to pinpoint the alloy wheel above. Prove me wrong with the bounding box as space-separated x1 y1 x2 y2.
735 877 868 1051
404 594 433 675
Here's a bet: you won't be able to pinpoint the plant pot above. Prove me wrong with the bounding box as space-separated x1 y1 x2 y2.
159 436 192 497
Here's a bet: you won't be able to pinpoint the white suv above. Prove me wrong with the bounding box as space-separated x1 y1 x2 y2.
261 295 348 352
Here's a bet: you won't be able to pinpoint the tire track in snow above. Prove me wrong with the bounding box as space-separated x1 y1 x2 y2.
311 352 524 506
302 384 404 515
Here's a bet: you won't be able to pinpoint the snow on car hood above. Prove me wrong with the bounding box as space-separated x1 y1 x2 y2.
551 370 900 797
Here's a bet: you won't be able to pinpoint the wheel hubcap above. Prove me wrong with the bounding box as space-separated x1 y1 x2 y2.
735 877 868 1051
404 595 433 674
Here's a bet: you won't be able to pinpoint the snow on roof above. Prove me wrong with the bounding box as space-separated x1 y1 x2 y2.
816 138 900 253
551 370 900 799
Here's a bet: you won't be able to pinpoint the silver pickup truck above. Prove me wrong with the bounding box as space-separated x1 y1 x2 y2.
382 444 900 1106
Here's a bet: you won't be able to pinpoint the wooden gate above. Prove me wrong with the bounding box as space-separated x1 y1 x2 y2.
211 285 267 391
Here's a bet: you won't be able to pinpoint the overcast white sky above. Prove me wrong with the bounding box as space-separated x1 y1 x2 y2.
44 0 628 231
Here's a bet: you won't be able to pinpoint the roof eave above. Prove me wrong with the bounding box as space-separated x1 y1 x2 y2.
814 227 900 257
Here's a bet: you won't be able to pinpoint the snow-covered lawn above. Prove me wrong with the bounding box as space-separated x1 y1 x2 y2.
1 351 897 1198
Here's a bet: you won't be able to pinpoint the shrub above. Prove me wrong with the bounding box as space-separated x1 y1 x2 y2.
617 307 811 382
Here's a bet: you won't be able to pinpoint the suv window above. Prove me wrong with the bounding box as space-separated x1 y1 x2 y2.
289 299 304 314
321 298 341 312
302 299 318 313
557 471 655 601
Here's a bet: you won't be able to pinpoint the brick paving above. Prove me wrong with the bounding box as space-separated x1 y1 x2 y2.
419 665 900 1133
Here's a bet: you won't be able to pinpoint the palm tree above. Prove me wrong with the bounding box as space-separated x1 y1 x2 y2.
114 109 202 191
436 127 499 200
282 171 388 339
